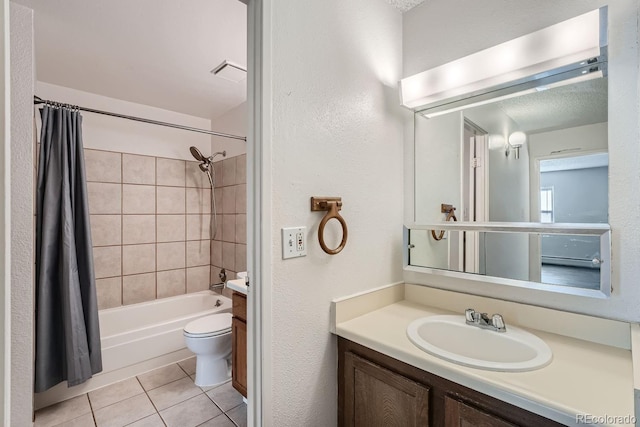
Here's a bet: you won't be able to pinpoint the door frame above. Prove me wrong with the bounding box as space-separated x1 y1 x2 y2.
528 148 608 282
0 0 10 424
245 0 271 425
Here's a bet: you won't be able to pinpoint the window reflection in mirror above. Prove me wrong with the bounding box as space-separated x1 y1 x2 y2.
413 77 608 289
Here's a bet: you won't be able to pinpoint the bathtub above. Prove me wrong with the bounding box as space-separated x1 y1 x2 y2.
35 291 231 409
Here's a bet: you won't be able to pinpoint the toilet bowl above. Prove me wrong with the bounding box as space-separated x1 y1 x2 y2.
183 312 232 387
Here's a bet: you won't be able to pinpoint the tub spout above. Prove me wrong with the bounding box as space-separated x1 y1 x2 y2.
209 282 225 292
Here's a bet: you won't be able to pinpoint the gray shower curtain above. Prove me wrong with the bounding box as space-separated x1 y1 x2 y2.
35 105 102 392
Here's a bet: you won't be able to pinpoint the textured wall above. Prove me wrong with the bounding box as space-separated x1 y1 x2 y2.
10 3 34 425
403 0 640 320
268 0 404 424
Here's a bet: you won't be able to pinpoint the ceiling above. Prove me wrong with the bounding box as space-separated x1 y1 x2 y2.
16 0 247 119
385 0 428 12
471 77 608 136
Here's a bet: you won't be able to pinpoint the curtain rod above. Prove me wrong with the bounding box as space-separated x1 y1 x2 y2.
33 96 247 142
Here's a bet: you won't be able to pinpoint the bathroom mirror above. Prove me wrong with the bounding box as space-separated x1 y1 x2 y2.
404 6 615 299
402 2 640 321
410 74 609 296
414 76 608 226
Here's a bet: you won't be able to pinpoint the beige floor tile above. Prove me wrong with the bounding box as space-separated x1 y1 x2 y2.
88 377 144 410
225 403 247 427
159 394 221 427
206 381 244 412
125 413 165 427
147 377 202 411
147 376 202 410
93 393 155 427
53 412 95 427
178 357 196 375
198 413 235 427
137 364 187 391
34 394 92 427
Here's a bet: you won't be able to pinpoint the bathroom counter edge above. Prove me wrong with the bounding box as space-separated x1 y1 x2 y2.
334 298 634 427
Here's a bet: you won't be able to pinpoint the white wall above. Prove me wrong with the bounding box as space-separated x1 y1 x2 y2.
403 0 640 321
0 0 9 423
412 112 462 269
211 101 247 158
9 3 33 425
465 106 530 280
266 0 403 424
35 82 211 159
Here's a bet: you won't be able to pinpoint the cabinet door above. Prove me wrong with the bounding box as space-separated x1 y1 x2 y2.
232 317 247 397
445 396 517 427
232 292 247 322
343 352 430 427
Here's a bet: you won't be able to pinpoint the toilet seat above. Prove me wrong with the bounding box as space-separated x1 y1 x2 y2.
184 313 232 338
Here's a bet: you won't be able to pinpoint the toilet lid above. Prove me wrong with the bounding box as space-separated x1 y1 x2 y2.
184 313 232 337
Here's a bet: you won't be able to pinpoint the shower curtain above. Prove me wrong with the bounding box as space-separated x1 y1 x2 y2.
35 105 102 392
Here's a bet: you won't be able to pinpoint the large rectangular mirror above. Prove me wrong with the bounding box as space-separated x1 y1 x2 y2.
414 76 608 226
412 77 609 293
407 7 612 297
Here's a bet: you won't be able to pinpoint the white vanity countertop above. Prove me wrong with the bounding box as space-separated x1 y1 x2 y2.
335 298 634 426
226 278 247 295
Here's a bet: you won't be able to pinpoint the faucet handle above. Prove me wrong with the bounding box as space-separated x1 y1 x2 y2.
491 314 506 332
465 308 476 323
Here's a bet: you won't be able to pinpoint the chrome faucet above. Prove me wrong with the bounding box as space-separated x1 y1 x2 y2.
465 308 506 332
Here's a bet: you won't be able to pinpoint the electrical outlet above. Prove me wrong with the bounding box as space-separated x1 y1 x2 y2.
282 227 307 259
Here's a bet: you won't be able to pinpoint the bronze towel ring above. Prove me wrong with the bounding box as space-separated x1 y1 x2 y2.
311 197 348 255
431 204 457 241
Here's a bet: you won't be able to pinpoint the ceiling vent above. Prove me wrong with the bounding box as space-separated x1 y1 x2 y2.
211 60 247 83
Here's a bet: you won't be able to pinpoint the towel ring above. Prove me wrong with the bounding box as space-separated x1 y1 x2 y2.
311 197 348 255
431 204 457 241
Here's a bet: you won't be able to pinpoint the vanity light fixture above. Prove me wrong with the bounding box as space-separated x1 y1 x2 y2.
400 7 607 116
211 60 247 83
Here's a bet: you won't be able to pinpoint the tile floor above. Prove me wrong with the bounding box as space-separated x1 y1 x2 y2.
34 358 247 427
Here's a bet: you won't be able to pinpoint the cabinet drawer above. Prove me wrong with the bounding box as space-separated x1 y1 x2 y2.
232 292 247 321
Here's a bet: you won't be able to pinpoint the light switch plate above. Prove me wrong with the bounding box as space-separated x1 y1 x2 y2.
282 227 307 259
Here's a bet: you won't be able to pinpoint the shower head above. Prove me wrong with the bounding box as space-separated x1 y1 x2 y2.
189 146 207 162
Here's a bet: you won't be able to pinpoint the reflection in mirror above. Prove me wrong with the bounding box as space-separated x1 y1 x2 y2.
408 229 605 290
413 77 608 289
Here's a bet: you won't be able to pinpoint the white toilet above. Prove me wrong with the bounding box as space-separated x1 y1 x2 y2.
183 312 233 387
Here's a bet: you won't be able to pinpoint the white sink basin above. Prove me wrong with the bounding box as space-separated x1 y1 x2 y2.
406 315 552 372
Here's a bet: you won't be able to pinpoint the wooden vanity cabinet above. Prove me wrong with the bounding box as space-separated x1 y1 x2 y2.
338 337 563 427
232 292 247 397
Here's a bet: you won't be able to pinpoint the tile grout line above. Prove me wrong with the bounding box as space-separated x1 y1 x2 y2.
133 376 167 427
155 156 159 300
120 152 124 306
85 392 99 427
